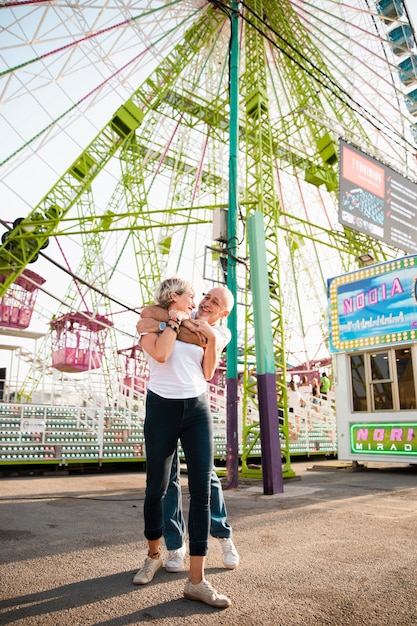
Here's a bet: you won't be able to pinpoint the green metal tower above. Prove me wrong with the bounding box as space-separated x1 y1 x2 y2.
1 0 415 475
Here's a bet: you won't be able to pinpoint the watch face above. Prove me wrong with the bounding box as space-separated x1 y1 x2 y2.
159 322 167 331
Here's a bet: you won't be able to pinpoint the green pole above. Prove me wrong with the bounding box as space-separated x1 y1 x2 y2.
226 0 240 488
247 211 284 494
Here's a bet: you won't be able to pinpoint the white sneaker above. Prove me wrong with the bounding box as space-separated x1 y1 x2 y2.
218 537 240 569
165 544 186 572
133 555 162 585
184 578 231 608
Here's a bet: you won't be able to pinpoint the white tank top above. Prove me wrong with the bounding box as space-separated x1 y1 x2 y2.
143 325 230 399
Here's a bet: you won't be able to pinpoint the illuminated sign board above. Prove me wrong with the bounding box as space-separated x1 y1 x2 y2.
339 140 417 254
328 255 417 352
351 423 417 456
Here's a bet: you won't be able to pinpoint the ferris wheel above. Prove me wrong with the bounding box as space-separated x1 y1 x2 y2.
1 0 417 465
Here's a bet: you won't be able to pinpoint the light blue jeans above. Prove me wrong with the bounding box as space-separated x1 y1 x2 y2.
163 450 232 551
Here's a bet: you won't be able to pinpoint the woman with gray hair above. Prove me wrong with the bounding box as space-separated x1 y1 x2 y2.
133 277 231 609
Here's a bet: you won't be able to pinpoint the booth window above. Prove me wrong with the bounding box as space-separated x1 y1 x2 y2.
351 354 367 411
396 348 416 409
370 351 393 410
349 346 416 412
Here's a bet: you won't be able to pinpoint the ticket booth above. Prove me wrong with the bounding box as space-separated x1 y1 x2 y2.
328 255 417 465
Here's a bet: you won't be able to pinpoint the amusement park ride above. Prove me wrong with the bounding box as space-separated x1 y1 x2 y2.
0 0 416 477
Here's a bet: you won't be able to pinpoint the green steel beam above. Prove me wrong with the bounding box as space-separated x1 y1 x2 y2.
225 0 240 489
0 5 227 296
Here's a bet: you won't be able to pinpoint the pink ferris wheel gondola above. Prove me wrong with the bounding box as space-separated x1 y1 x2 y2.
118 344 149 397
50 311 113 373
0 269 46 330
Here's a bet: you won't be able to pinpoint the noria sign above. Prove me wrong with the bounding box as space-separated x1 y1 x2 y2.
328 255 417 352
351 423 417 456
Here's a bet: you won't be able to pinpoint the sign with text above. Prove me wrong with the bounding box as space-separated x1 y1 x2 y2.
351 422 417 456
20 418 46 433
328 255 417 352
339 140 417 254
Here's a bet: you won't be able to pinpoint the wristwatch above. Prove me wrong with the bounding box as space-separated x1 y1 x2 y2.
159 322 167 332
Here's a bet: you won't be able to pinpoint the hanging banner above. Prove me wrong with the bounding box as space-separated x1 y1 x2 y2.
328 255 417 352
339 140 417 254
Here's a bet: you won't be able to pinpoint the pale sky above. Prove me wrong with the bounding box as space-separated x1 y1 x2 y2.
408 3 417 30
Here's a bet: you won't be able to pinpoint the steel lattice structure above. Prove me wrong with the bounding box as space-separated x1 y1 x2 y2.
1 0 417 472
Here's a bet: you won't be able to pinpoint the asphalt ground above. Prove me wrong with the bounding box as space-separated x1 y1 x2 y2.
1 459 417 626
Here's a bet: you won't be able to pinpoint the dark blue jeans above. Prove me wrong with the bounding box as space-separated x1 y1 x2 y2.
163 452 232 551
144 390 213 556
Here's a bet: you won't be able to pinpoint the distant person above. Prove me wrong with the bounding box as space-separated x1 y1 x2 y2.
320 372 330 400
287 380 305 434
311 378 321 412
287 380 305 409
298 375 312 407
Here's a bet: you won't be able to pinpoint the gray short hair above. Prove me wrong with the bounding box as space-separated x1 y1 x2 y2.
154 277 195 309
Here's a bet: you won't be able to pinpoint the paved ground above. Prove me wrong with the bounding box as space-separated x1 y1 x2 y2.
1 459 417 625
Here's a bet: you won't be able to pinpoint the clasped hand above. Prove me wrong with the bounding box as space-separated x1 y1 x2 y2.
168 308 190 323
182 318 214 347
